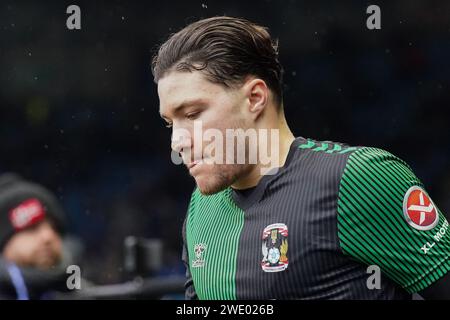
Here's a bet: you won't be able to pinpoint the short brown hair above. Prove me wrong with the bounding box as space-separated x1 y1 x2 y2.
151 16 284 106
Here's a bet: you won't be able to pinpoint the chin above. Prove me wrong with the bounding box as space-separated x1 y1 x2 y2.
195 175 229 195
35 254 62 270
194 167 236 195
192 163 252 195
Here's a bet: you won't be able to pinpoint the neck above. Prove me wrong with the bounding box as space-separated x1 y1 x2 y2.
231 112 295 190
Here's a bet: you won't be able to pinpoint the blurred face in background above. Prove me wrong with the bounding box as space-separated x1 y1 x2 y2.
2 219 62 270
158 71 256 195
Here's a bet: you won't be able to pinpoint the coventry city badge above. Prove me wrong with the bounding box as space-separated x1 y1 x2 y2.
261 223 288 272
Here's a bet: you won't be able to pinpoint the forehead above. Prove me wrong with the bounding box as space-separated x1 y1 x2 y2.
157 71 226 115
12 219 54 238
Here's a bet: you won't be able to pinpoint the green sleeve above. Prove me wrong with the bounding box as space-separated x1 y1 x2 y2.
337 147 450 293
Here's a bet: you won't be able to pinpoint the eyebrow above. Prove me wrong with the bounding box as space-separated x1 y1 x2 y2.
159 98 206 120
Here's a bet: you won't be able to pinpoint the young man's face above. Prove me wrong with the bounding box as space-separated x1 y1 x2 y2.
2 219 63 270
158 71 254 195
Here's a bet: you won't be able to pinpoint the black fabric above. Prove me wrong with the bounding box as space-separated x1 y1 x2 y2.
181 215 198 300
232 186 257 198
231 186 257 208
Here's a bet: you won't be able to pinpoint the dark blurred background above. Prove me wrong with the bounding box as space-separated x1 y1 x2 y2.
0 0 449 287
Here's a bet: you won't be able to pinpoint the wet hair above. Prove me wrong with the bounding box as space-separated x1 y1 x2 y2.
152 16 284 106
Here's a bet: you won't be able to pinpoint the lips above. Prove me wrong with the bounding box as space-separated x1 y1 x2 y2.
187 158 209 172
187 160 200 170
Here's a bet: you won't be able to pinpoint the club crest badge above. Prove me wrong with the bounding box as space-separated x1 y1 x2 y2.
261 223 288 272
192 243 207 268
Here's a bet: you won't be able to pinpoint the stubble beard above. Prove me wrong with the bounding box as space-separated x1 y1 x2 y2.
194 163 253 195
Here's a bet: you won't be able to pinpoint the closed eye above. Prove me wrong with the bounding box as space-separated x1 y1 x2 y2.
186 111 200 121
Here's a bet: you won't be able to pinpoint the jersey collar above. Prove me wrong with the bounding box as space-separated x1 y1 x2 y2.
230 136 306 210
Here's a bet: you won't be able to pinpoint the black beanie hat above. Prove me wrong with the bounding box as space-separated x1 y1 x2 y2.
0 173 66 251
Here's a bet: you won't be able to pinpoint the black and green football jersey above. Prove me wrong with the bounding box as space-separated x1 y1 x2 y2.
181 137 450 299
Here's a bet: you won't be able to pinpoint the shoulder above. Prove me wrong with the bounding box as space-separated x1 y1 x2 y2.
338 146 421 201
297 137 359 156
336 145 422 224
294 137 361 169
343 146 414 177
334 146 450 293
293 138 415 188
289 137 363 187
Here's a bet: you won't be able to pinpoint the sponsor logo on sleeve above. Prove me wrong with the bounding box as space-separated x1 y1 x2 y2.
403 186 438 231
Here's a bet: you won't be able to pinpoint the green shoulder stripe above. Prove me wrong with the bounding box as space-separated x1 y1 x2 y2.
298 139 357 154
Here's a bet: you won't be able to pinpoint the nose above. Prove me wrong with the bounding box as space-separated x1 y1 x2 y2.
171 126 192 154
38 222 59 244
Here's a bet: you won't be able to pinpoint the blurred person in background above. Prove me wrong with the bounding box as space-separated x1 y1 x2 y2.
0 173 75 299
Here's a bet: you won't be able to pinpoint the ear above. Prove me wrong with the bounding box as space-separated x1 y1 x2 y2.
244 78 269 120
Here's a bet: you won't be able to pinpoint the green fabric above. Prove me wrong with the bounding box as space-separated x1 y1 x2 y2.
337 147 450 293
186 188 245 299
